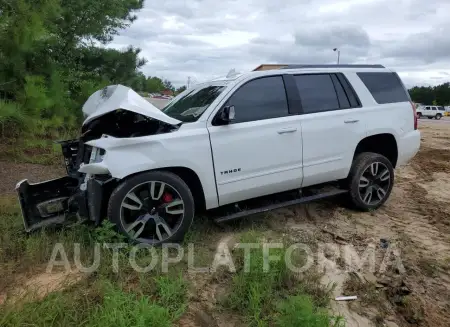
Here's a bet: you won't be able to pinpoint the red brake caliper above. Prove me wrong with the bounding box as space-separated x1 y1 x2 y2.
162 193 174 222
162 193 173 203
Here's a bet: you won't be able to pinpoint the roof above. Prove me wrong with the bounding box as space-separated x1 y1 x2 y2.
253 64 289 71
253 64 385 71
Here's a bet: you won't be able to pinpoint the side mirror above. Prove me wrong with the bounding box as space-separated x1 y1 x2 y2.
220 105 235 123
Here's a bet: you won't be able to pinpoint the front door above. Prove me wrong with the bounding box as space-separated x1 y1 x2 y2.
207 76 303 206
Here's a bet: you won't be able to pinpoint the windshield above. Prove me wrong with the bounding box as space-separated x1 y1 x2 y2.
162 85 225 122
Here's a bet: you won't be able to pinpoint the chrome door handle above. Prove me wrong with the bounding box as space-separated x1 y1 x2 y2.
344 119 359 124
277 128 297 134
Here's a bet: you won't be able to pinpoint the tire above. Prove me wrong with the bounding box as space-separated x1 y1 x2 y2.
347 152 394 211
417 112 422 118
435 114 442 120
108 171 195 245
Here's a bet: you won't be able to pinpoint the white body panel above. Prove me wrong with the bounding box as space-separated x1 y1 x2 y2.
85 125 219 209
299 107 367 187
81 67 420 210
208 116 303 206
82 84 181 125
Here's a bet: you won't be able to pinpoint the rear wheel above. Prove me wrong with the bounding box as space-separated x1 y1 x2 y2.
417 112 422 118
435 114 442 120
347 152 394 211
108 171 195 245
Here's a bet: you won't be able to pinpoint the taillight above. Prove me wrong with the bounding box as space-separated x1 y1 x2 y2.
410 101 418 130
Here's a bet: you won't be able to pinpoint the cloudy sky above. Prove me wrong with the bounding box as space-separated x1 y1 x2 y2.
110 0 450 88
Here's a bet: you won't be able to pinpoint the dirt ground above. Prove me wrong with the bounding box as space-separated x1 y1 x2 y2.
310 121 450 327
0 120 449 327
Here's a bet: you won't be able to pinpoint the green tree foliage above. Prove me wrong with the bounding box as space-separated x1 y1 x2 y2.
0 0 176 136
175 85 187 95
146 77 166 93
409 82 450 105
163 79 174 91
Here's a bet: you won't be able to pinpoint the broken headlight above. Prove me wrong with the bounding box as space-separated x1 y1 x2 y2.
89 147 106 163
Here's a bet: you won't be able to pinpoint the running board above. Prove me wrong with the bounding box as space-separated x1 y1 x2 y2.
214 189 348 224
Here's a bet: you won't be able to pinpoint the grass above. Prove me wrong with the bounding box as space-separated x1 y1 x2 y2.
0 278 180 327
221 231 343 327
0 197 188 326
0 145 347 327
154 275 188 319
0 137 66 165
0 198 344 326
275 295 345 327
0 115 78 165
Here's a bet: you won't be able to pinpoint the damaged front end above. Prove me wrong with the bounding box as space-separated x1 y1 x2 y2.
16 85 181 232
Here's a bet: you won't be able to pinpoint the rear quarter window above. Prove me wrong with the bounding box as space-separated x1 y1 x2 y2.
357 72 410 104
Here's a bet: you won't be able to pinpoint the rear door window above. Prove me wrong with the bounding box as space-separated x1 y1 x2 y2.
294 74 339 113
294 73 360 114
330 74 350 109
357 72 410 104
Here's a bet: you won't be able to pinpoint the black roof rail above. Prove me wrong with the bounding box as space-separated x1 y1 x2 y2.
281 64 385 69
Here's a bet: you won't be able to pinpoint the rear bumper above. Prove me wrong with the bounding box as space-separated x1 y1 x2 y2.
397 130 421 167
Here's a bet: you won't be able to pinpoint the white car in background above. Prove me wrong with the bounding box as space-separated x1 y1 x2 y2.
416 105 446 119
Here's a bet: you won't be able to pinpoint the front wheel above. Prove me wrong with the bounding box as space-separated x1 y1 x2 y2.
347 152 394 211
107 171 195 245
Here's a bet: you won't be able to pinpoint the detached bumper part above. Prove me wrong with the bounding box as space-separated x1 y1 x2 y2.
16 176 114 232
16 177 79 232
86 178 116 226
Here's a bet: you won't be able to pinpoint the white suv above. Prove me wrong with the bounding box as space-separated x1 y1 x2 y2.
16 64 421 244
416 105 445 119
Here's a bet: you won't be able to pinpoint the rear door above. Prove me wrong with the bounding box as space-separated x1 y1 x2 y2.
431 107 437 117
207 75 303 206
293 73 367 186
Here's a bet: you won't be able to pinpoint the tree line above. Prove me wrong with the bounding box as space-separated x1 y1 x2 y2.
0 0 183 137
409 82 450 106
1 1 449 138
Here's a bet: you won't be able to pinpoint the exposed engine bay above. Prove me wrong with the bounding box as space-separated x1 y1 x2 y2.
82 109 177 142
16 85 181 232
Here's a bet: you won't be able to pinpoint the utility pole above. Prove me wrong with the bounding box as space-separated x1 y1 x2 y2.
333 48 340 64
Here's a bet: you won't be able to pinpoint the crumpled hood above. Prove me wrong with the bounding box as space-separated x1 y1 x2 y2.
82 85 181 126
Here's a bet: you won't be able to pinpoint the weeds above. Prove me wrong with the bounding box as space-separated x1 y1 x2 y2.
222 231 340 327
0 279 175 327
93 220 126 244
86 281 172 327
0 194 187 326
0 101 30 138
275 295 345 327
154 275 188 319
1 184 341 327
